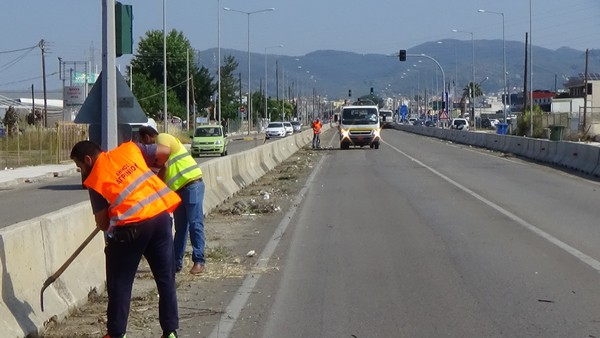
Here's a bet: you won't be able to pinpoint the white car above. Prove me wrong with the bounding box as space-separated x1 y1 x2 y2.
283 122 294 135
265 122 286 139
451 118 469 131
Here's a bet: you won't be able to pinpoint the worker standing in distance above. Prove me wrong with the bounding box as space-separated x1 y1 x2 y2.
311 118 322 149
70 140 181 338
138 126 206 274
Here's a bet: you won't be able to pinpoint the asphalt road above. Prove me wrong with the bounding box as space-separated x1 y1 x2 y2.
0 137 264 228
217 128 600 337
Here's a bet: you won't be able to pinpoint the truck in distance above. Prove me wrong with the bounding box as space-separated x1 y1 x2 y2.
339 104 381 149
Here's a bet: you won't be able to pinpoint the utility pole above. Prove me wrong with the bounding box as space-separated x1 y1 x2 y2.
523 32 529 114
186 48 190 131
39 39 48 127
238 72 242 120
583 48 589 133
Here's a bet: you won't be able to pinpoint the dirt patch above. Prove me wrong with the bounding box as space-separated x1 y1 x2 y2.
40 145 326 338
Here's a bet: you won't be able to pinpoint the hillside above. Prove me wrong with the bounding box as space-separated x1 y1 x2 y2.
199 41 600 99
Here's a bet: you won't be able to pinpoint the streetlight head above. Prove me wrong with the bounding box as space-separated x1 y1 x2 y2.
223 7 230 10
452 29 458 32
478 9 485 13
268 8 275 11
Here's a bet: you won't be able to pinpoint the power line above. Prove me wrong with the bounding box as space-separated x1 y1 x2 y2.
0 44 37 54
138 78 189 101
0 71 58 87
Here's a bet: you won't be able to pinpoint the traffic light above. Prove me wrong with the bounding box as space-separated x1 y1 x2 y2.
370 87 374 95
348 89 352 97
399 49 406 62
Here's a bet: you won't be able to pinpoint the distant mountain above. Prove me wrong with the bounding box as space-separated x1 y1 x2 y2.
200 41 599 99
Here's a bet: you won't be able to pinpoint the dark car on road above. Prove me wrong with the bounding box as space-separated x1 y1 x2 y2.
290 121 302 133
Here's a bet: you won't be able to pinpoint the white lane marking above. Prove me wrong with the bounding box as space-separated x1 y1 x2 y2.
385 140 600 272
208 144 329 338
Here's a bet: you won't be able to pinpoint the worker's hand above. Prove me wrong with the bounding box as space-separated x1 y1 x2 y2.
94 209 110 232
154 144 171 168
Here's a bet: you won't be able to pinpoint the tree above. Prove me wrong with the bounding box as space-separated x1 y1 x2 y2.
3 106 19 135
461 82 483 118
134 72 184 121
218 55 240 121
517 105 544 137
130 29 214 122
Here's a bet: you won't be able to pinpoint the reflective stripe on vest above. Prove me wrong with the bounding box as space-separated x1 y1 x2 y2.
110 185 175 226
84 142 181 226
163 140 202 191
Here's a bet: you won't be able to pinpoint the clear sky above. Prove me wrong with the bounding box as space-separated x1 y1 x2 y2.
1 0 598 92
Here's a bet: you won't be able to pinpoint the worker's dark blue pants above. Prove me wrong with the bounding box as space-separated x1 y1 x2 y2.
105 211 178 336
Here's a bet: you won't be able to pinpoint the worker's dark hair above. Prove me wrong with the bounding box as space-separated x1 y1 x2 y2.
70 140 102 162
138 126 158 138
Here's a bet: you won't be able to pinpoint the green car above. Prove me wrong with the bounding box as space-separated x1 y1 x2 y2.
190 125 229 157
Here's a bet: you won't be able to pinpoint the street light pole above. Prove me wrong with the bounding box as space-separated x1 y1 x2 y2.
478 9 507 123
163 0 168 132
217 0 221 125
224 7 275 135
264 44 283 121
529 0 534 136
452 29 475 129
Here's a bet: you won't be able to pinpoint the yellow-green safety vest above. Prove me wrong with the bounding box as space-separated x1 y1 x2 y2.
164 139 203 191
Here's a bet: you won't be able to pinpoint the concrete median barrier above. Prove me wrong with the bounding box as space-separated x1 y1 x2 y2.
572 143 600 175
530 139 551 162
0 202 104 337
503 136 523 155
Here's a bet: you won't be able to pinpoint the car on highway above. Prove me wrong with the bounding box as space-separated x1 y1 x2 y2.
283 121 294 135
190 124 228 157
450 118 469 131
290 121 302 133
265 122 287 139
379 109 394 128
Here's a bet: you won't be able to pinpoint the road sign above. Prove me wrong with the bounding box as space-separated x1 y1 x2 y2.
240 106 245 113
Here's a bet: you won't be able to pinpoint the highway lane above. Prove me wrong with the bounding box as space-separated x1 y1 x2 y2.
222 128 600 337
0 136 265 228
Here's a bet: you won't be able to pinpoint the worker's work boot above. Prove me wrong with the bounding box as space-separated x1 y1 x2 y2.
161 331 178 338
190 262 205 274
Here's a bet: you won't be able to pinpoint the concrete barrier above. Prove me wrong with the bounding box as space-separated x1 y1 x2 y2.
1 125 323 337
395 126 600 176
503 136 522 155
531 139 552 162
0 203 104 337
572 143 600 175
557 142 581 169
552 141 568 166
543 141 558 164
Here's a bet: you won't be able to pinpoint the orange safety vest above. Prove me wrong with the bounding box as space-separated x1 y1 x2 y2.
312 121 322 134
84 141 181 227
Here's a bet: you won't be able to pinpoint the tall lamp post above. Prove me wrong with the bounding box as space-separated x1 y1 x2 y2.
452 29 475 128
264 44 284 121
163 0 168 132
529 0 533 136
217 0 221 125
478 9 507 123
224 7 275 135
